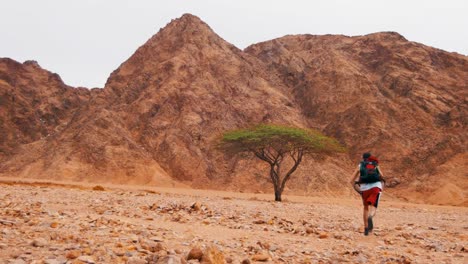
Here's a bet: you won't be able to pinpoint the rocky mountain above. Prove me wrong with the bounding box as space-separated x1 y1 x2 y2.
0 58 92 158
0 14 325 191
245 33 468 204
0 14 466 205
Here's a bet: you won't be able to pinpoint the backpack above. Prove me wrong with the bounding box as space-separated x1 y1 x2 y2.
359 157 381 183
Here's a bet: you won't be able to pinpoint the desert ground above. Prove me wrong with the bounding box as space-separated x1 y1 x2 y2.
0 178 466 264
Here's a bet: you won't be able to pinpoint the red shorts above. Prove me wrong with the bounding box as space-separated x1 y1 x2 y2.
361 187 382 207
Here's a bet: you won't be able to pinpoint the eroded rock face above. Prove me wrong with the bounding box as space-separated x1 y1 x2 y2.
0 58 92 158
0 14 328 193
245 32 468 202
0 14 466 204
97 14 326 191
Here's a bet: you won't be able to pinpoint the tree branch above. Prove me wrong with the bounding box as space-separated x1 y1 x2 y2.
264 148 277 163
290 149 298 163
277 151 285 164
270 164 279 187
254 149 274 165
280 149 303 192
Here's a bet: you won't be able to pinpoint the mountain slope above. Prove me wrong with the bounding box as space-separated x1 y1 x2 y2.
245 33 468 203
0 14 466 204
1 14 350 192
0 58 91 159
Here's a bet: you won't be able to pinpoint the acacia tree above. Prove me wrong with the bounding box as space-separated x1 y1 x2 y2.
220 124 345 201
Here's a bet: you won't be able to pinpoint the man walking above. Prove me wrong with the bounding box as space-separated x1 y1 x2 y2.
350 152 385 236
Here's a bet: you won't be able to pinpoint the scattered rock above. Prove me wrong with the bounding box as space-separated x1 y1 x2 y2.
9 259 27 264
0 181 464 264
32 238 48 247
127 245 138 251
66 250 80 259
187 247 203 261
82 247 93 255
252 252 269 261
127 257 147 264
130 235 139 243
140 239 165 253
201 246 225 264
333 234 344 240
92 185 105 191
113 247 126 256
319 233 329 239
44 259 63 264
191 202 202 211
77 255 96 264
156 255 186 264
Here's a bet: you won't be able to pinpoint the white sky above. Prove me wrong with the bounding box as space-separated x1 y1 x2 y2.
1 0 467 88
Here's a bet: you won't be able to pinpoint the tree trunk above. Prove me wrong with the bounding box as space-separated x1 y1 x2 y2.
274 189 282 202
270 164 281 201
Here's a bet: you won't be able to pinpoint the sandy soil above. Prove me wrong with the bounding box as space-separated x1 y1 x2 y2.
0 178 466 264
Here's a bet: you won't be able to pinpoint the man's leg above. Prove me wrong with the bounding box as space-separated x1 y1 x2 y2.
368 206 376 232
363 204 370 235
368 191 381 232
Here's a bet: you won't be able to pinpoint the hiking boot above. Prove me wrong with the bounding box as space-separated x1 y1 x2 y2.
367 216 373 232
364 228 369 236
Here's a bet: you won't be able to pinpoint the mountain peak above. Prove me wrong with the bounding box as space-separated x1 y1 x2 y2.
157 13 215 41
364 31 408 42
23 60 42 68
105 13 233 90
178 13 204 23
119 13 224 62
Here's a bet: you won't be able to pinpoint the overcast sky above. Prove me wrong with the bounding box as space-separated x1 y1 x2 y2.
1 0 467 88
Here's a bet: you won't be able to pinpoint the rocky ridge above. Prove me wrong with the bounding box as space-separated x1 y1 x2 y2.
0 58 92 158
0 14 467 205
245 32 468 204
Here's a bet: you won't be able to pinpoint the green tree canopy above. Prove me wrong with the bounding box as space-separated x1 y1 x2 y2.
220 124 346 201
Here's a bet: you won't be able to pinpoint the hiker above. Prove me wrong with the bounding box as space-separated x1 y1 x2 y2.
350 152 385 236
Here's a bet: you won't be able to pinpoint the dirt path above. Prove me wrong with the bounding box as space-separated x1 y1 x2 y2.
0 179 466 263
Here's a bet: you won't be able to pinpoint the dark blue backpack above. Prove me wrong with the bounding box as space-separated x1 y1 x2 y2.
359 159 381 183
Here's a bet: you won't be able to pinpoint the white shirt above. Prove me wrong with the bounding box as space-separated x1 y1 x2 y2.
359 181 383 191
357 164 383 191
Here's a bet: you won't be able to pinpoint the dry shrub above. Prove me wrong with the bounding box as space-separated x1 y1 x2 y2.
92 185 105 191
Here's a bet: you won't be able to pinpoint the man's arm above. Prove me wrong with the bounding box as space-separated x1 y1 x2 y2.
350 169 360 185
377 166 384 177
377 166 386 184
